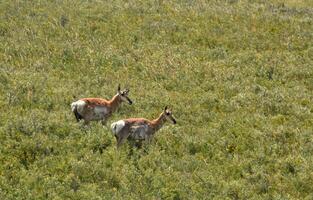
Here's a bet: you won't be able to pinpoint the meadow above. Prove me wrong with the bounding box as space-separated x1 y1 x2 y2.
0 0 313 199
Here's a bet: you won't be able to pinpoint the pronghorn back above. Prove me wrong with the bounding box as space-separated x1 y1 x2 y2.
81 98 110 107
125 118 148 124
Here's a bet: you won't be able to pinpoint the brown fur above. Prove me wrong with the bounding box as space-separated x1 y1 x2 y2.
114 110 176 148
82 95 120 109
79 95 123 125
72 85 132 125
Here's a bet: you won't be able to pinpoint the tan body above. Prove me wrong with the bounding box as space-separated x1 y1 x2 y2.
71 86 132 125
111 107 176 148
79 98 114 124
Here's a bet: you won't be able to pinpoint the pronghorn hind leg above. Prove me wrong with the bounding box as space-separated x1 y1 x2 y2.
74 112 80 122
116 137 125 149
116 131 131 149
73 109 83 122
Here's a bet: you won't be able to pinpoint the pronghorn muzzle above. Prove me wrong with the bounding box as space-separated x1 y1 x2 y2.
169 115 176 124
126 96 133 105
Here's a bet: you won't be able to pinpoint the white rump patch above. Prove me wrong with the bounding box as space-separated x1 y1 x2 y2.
71 100 86 114
111 120 125 135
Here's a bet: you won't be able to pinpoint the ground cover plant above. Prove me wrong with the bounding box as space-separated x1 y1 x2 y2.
0 0 313 199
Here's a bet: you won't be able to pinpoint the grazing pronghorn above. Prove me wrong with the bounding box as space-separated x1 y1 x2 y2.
111 106 177 148
71 85 133 125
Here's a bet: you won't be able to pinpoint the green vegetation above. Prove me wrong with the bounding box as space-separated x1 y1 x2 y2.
1 0 313 199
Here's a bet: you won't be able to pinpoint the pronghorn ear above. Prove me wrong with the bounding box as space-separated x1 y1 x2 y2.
117 84 121 92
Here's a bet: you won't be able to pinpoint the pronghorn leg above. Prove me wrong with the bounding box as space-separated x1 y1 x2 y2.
145 135 153 145
73 112 81 122
72 106 83 122
116 131 131 149
117 137 125 149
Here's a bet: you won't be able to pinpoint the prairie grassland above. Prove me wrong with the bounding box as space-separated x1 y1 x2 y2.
0 0 313 199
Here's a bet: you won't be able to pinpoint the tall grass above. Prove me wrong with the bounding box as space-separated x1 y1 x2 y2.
1 0 313 199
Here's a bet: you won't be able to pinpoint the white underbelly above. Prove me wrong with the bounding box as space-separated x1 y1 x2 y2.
131 131 146 140
130 125 149 140
91 106 108 120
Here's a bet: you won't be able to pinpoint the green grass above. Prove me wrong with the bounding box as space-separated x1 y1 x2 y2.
1 0 313 199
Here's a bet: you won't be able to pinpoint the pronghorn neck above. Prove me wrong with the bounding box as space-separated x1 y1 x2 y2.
108 94 122 111
151 113 167 132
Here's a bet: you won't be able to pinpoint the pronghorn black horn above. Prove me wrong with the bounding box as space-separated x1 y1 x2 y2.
117 84 121 91
164 106 168 111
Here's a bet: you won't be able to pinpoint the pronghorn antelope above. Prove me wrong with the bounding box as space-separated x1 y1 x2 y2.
111 106 177 148
71 85 132 125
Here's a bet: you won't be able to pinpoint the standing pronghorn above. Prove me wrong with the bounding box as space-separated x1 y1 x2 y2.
111 106 177 148
71 85 133 125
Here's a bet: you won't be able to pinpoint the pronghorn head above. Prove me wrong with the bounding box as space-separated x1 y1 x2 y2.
117 84 133 105
164 106 177 124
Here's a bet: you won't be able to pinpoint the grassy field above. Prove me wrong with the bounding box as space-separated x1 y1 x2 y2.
1 0 313 199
